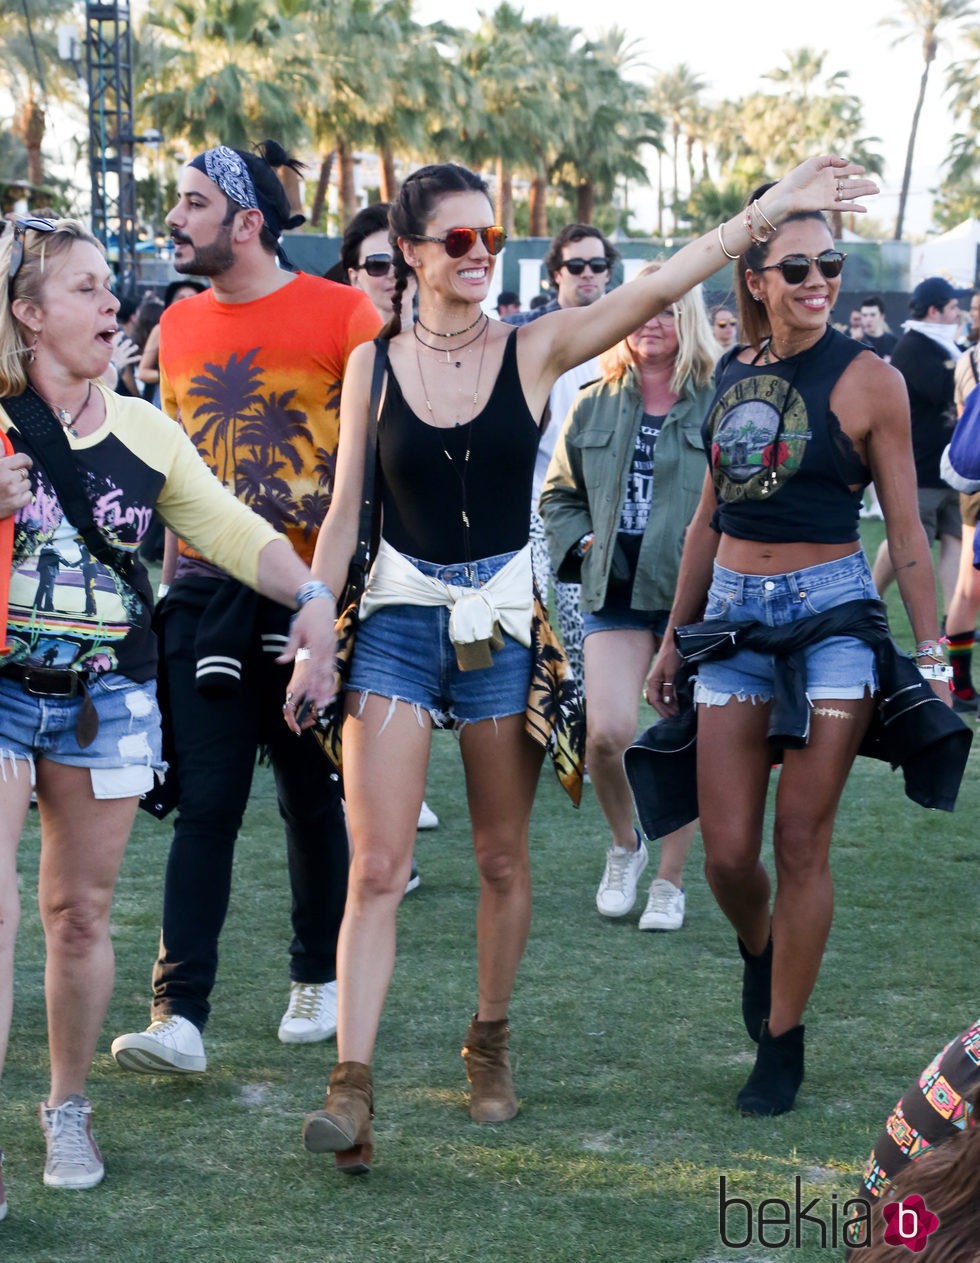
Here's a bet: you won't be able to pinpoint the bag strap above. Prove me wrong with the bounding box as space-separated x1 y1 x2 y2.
350 340 387 576
4 386 142 586
971 346 979 386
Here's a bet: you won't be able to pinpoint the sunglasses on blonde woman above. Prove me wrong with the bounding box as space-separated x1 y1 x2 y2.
757 250 847 285
412 226 507 258
6 216 57 297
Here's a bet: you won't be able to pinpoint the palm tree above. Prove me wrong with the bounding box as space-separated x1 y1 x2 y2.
0 0 78 194
651 65 708 231
881 0 976 239
943 24 980 184
137 0 311 153
551 29 662 226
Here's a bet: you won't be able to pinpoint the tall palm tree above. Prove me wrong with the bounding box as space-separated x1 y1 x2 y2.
551 29 662 226
881 0 976 239
651 64 707 231
943 23 980 184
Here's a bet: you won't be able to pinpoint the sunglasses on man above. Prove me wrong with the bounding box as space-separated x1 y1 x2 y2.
560 257 609 276
757 250 847 285
353 253 394 278
6 216 57 297
412 226 507 259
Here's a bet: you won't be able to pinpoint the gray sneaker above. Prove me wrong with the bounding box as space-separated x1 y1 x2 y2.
39 1095 104 1189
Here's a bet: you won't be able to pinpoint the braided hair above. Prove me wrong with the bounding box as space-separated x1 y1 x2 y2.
383 163 491 340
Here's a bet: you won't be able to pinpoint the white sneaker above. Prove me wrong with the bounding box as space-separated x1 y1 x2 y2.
639 878 686 931
417 800 439 830
110 1015 207 1074
39 1095 104 1189
404 859 421 895
596 837 648 917
277 981 338 1044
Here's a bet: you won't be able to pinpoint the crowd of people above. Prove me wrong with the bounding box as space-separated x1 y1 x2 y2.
0 142 976 1253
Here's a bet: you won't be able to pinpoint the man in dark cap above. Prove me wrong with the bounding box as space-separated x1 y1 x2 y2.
111 142 381 1076
872 277 962 644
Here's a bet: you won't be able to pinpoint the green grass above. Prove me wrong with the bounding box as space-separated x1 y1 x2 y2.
2 522 977 1262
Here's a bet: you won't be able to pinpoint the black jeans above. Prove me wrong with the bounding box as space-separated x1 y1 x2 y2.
150 579 349 1031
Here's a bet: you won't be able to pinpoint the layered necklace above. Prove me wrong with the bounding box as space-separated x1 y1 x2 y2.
33 380 93 438
412 314 491 563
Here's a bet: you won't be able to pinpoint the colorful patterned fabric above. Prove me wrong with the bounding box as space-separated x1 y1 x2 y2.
159 273 381 568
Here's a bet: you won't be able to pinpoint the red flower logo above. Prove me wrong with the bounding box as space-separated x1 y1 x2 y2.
882 1195 941 1251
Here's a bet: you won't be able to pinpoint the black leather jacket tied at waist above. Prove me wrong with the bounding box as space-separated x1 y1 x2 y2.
625 598 972 838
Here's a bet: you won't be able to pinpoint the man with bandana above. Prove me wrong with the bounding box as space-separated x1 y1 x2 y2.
111 141 380 1076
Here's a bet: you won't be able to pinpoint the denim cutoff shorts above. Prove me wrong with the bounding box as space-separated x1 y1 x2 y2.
0 671 163 799
693 551 879 706
346 550 533 727
583 590 669 639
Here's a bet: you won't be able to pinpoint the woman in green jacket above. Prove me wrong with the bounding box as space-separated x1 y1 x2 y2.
540 263 717 930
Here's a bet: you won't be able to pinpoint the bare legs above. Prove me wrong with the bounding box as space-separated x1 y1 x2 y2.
873 531 959 611
335 698 542 1063
584 629 696 884
697 693 873 1036
0 760 34 1084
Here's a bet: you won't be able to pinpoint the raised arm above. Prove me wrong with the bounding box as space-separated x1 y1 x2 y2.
520 156 878 387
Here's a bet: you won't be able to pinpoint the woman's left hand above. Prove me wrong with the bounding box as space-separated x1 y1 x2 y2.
646 641 683 717
279 602 338 734
0 452 33 517
768 155 879 219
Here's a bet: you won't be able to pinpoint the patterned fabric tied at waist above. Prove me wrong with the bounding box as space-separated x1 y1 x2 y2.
360 539 534 671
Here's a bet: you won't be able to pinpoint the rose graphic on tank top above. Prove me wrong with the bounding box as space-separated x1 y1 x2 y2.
707 372 812 502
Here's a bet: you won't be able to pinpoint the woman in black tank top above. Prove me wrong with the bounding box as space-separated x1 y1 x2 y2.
647 185 952 1120
286 157 880 1174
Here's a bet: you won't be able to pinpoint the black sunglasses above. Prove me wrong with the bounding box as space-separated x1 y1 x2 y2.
412 226 507 259
354 253 393 278
758 250 847 285
560 256 609 276
6 216 57 297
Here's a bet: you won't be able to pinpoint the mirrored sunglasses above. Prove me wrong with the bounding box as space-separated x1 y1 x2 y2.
413 226 507 258
715 319 736 329
561 256 609 276
6 216 57 296
758 250 847 285
355 253 394 278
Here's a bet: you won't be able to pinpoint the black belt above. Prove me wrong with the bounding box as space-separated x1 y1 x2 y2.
0 663 89 699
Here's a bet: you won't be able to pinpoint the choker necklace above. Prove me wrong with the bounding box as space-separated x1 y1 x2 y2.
34 380 93 438
416 311 485 339
413 318 487 366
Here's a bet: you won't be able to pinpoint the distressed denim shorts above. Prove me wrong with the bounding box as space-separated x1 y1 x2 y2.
0 671 163 799
583 592 669 639
345 550 533 727
693 551 879 706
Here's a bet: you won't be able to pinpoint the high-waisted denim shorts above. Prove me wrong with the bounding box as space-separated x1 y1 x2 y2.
0 671 163 798
346 550 533 727
693 551 879 705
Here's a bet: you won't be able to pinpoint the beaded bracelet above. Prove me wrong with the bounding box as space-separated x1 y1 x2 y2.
717 222 740 261
915 638 946 659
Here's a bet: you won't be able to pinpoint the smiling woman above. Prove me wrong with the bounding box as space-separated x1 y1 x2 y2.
286 154 883 1176
645 181 954 1119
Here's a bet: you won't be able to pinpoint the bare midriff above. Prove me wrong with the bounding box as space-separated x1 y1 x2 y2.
716 535 863 576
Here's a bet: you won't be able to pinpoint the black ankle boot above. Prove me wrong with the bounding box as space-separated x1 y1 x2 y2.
737 936 772 1043
736 1021 805 1116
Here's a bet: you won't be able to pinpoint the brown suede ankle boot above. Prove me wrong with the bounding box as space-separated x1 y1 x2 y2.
302 1061 374 1174
461 1014 518 1123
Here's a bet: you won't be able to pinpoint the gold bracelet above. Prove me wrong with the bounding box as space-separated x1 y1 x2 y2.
753 200 778 235
717 222 740 261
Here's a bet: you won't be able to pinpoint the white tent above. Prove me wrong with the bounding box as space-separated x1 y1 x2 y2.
910 219 980 289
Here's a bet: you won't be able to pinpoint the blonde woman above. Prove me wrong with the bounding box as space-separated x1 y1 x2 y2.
540 264 717 930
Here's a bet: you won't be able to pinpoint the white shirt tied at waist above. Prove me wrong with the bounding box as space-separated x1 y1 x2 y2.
360 539 533 670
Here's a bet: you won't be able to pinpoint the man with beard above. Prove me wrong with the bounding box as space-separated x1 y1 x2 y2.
111 141 380 1076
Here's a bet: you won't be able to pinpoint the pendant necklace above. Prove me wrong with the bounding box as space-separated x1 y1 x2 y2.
414 322 490 561
413 316 487 366
34 380 93 438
